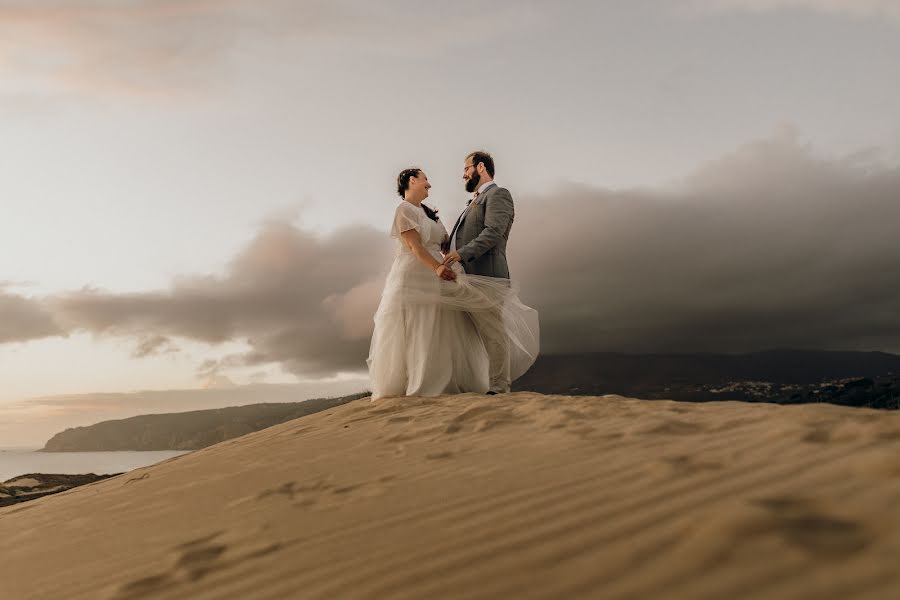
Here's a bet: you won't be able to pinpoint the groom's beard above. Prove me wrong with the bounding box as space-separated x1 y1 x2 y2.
465 173 481 193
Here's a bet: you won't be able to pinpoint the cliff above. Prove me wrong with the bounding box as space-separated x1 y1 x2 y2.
41 392 369 452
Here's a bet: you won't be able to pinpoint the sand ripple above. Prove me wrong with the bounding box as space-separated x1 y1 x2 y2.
1 393 899 599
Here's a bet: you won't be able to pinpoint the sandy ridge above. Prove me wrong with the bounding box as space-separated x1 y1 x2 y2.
1 393 899 599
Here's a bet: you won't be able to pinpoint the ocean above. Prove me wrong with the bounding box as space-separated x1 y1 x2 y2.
0 447 191 482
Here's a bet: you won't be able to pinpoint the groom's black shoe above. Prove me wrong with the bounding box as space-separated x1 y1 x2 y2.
486 391 499 395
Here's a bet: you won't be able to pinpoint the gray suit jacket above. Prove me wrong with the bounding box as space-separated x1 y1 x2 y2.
444 183 514 279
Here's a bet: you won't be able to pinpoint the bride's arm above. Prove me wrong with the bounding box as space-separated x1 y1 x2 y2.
401 229 456 281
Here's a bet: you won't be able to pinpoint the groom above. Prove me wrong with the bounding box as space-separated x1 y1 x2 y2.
442 150 515 394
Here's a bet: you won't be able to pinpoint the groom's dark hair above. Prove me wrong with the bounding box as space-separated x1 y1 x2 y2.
467 151 495 178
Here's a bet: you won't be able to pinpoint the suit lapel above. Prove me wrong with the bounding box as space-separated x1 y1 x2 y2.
460 183 496 223
451 183 497 243
475 182 497 205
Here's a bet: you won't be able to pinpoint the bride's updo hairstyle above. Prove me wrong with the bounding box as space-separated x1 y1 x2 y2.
396 167 439 222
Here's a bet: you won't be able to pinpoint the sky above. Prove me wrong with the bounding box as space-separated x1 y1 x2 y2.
2 1 900 442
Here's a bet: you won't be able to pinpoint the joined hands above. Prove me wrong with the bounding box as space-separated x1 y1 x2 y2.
435 264 457 281
435 250 462 281
442 251 461 267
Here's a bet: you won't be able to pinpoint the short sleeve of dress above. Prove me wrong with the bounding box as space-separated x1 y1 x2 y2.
390 202 421 239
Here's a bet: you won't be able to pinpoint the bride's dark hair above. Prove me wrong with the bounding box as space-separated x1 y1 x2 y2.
396 167 439 222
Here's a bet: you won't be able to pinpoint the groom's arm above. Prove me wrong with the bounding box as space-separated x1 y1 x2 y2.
457 188 514 264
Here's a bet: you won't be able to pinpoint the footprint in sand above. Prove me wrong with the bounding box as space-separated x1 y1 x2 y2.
383 425 445 443
713 416 767 431
444 405 523 434
540 407 608 439
753 496 872 557
253 475 394 510
803 420 868 445
387 415 414 424
640 418 708 436
111 530 281 599
677 495 871 569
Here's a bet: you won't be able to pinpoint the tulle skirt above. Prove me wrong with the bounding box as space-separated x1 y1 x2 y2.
367 251 540 399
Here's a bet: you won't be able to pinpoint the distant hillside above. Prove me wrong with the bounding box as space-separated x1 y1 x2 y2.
2 380 369 449
514 350 900 408
42 392 370 452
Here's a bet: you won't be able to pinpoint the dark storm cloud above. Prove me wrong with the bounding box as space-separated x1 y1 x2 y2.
511 131 900 354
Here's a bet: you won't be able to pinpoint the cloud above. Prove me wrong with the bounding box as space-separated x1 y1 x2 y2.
0 0 542 98
130 335 178 358
691 0 900 21
0 0 248 98
11 131 900 375
50 221 394 376
0 287 64 343
323 278 388 340
511 128 900 354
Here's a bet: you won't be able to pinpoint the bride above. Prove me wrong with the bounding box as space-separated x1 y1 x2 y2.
367 167 539 399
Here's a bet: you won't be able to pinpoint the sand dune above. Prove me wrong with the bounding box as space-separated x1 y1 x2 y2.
1 393 899 599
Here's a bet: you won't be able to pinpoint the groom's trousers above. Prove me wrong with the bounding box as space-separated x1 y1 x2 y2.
469 306 511 394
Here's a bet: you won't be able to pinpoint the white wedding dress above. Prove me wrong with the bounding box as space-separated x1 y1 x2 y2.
367 201 539 399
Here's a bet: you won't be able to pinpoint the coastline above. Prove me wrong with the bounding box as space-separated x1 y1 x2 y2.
0 448 191 483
